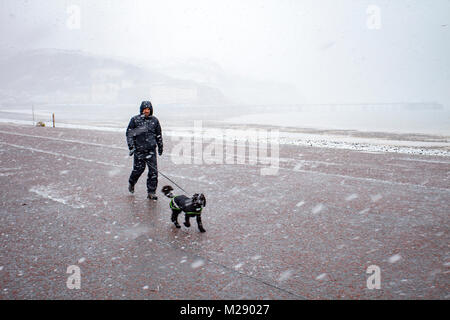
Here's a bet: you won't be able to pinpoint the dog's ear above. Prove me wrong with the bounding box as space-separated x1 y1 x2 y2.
200 194 206 207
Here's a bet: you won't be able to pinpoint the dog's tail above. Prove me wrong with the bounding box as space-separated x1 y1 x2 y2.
161 185 175 198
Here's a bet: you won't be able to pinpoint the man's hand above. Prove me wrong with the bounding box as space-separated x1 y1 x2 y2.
158 147 163 156
129 147 135 156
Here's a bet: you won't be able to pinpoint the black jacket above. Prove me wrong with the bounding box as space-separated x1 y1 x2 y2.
126 101 163 153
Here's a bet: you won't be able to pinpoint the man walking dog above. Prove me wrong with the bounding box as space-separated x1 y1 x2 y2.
126 101 163 200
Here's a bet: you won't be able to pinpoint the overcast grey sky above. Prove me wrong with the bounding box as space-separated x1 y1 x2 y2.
1 0 449 106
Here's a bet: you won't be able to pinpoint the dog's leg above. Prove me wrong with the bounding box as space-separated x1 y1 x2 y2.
171 209 181 228
196 215 206 233
184 215 191 228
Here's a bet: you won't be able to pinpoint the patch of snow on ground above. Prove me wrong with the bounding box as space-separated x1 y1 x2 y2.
370 194 383 202
388 254 402 264
316 273 328 280
345 194 358 201
312 203 325 214
29 185 87 209
191 259 205 269
278 270 294 282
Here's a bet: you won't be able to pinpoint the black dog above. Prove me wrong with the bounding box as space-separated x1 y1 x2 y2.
161 185 206 233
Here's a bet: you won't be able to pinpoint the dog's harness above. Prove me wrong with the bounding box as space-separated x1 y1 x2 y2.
186 207 202 215
169 198 181 211
169 196 203 215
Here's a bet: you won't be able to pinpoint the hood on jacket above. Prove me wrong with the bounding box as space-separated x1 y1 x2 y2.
140 101 153 116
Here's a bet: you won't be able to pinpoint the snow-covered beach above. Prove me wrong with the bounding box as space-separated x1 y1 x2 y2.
1 103 449 157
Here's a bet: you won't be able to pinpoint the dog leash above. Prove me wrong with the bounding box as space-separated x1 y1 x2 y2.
130 149 189 195
147 163 189 195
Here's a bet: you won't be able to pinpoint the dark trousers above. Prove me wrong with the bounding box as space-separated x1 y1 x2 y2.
129 149 158 193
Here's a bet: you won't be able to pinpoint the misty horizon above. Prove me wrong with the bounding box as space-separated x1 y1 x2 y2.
1 0 449 107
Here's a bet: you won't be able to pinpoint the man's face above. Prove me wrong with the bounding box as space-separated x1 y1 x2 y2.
142 107 151 117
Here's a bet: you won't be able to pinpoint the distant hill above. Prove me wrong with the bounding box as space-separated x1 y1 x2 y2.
154 57 305 105
0 49 228 106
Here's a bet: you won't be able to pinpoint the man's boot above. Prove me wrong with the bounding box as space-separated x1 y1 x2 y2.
147 193 158 200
